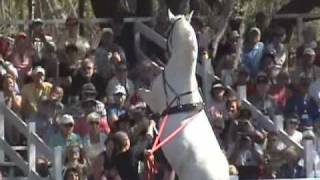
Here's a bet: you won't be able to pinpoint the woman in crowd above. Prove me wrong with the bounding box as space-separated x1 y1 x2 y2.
64 144 89 180
83 112 108 176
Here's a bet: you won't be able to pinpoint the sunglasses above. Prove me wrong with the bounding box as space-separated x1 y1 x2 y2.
63 123 74 127
90 121 99 125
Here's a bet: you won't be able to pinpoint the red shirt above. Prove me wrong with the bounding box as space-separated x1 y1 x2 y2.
269 85 292 109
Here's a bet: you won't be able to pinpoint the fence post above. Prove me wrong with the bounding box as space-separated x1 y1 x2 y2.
28 122 36 177
54 146 63 180
303 129 316 178
0 92 5 162
237 85 247 100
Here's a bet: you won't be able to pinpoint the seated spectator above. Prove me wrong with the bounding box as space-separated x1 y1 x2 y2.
217 53 237 86
232 65 256 96
263 132 286 178
107 84 128 131
290 48 320 84
73 83 109 137
64 167 81 180
284 115 303 145
106 62 134 104
49 114 82 149
70 58 106 100
92 136 121 180
230 135 263 179
3 73 22 145
285 74 319 127
278 146 305 178
63 144 88 180
208 81 228 121
21 66 52 119
242 27 264 76
269 71 292 110
30 99 57 142
260 52 279 84
83 112 108 169
249 72 278 118
3 73 21 113
8 32 34 85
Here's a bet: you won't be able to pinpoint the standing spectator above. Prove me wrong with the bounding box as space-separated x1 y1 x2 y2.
242 27 264 76
21 66 52 119
95 28 116 80
291 48 320 84
29 18 56 66
106 63 134 104
57 16 90 59
49 114 82 149
111 131 142 180
265 26 288 73
70 58 106 100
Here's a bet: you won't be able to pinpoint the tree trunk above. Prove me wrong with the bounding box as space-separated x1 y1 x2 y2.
209 0 235 59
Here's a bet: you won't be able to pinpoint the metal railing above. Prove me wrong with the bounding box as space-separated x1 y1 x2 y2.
0 93 63 179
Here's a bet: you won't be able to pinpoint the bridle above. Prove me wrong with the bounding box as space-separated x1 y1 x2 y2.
161 17 204 116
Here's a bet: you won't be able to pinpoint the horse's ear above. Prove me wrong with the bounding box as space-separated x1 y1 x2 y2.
168 9 175 22
186 10 194 23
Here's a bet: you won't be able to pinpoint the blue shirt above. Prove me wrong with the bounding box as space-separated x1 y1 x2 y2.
242 42 264 75
285 94 319 126
48 132 82 149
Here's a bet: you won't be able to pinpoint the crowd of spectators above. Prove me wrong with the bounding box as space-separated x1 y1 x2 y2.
0 11 320 180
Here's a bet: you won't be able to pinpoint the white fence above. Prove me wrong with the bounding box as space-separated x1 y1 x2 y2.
0 93 63 179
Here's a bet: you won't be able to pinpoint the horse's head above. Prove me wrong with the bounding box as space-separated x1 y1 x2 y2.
166 9 197 59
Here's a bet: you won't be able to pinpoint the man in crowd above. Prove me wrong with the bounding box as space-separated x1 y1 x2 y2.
21 66 53 119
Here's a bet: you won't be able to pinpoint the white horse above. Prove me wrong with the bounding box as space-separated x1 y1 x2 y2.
138 10 229 180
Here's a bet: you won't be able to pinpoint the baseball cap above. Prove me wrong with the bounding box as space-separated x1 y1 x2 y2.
113 85 127 95
249 27 261 35
211 81 224 89
303 48 315 56
86 112 101 123
32 66 45 76
287 114 299 124
81 83 97 94
31 18 43 26
256 72 269 84
59 114 74 125
231 30 240 39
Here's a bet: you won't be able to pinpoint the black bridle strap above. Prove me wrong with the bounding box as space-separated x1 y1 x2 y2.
162 69 192 108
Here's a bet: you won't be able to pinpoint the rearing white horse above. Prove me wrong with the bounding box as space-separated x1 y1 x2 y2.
139 10 229 180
